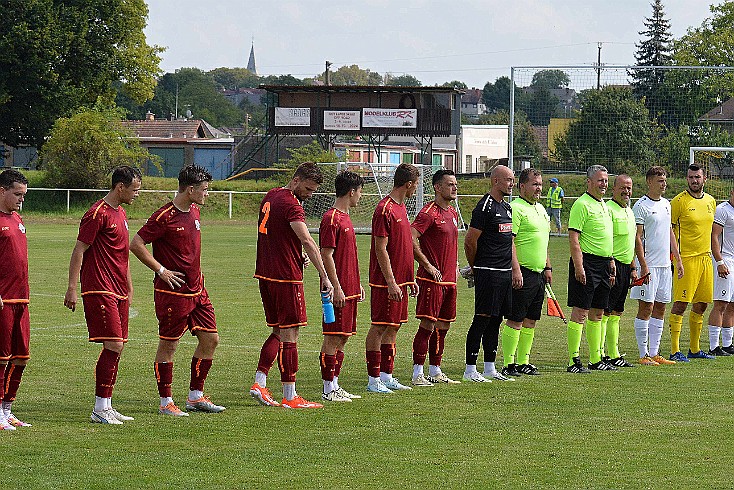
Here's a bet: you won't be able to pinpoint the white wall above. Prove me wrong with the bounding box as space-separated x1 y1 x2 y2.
459 125 508 173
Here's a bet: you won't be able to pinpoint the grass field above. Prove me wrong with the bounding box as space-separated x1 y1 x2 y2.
4 218 734 489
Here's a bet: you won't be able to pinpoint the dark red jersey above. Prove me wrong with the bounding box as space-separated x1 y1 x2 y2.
77 200 130 298
137 202 203 295
255 187 305 283
0 211 28 302
369 195 414 287
412 201 459 284
319 208 360 299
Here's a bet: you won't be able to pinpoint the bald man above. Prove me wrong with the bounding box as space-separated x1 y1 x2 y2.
463 165 518 382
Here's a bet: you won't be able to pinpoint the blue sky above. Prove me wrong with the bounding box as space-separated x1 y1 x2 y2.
145 0 715 88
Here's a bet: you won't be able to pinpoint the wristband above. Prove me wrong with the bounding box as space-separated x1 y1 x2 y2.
543 267 552 272
717 260 725 267
157 266 166 275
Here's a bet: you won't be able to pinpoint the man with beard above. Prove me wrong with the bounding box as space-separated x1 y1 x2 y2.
250 162 333 408
410 169 461 386
669 163 716 361
463 165 516 382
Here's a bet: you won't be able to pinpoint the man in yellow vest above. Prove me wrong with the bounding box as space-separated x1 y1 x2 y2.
546 178 564 235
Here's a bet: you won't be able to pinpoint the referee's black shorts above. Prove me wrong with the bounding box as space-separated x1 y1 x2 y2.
606 259 632 314
567 253 612 311
474 269 512 318
508 266 545 322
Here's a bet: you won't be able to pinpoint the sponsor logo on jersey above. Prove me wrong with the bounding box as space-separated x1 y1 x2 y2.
176 227 185 232
195 219 201 231
499 223 512 233
18 223 25 234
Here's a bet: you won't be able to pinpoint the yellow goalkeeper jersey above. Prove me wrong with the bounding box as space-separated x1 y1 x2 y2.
671 190 716 257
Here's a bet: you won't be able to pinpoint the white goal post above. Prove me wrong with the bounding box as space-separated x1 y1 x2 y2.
690 146 734 181
305 161 467 233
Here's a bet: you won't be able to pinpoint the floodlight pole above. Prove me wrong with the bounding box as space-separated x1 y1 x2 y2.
509 67 515 173
325 61 332 86
596 43 602 90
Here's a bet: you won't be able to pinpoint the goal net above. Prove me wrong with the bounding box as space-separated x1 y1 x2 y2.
690 146 734 183
304 162 467 233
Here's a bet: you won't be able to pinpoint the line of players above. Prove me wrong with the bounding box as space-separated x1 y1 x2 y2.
2 160 733 426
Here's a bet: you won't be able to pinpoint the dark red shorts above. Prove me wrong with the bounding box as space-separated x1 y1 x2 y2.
415 279 457 324
83 294 129 343
259 280 307 329
155 287 217 341
0 302 30 361
370 286 409 328
323 298 358 336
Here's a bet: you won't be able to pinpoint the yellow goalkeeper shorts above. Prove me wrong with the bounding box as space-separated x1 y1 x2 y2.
673 254 713 304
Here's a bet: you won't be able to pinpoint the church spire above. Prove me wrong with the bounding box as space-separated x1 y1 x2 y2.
247 37 257 75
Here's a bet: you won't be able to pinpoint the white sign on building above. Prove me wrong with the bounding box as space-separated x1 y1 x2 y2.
362 108 417 128
275 107 311 127
459 125 509 173
324 110 361 130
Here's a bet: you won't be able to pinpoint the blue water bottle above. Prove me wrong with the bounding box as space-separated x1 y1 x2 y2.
322 290 336 324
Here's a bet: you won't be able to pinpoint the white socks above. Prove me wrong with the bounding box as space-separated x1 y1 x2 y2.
160 396 173 407
483 361 496 375
464 364 478 376
283 382 297 401
412 364 423 379
709 325 721 350
429 364 441 377
94 396 110 412
379 372 393 383
323 380 334 394
723 327 733 347
188 390 203 401
255 371 267 387
648 317 664 357
634 317 649 357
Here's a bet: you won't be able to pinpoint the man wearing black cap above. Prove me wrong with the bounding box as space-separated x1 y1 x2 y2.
546 178 564 235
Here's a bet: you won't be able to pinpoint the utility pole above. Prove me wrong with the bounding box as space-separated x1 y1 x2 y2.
596 42 602 90
325 60 332 86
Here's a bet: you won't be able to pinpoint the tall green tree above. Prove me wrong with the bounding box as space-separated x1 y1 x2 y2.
441 80 468 90
482 76 516 113
632 0 674 123
41 103 153 188
209 67 261 90
0 0 162 148
553 86 656 174
385 74 422 86
530 70 570 90
144 69 245 127
668 2 734 126
315 64 382 86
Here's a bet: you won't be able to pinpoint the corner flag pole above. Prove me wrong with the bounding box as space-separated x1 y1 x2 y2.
545 283 567 324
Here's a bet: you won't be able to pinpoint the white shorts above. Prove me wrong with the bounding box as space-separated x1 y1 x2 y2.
713 258 734 302
630 266 672 304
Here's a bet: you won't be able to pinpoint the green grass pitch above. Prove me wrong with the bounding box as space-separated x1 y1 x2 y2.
5 219 734 489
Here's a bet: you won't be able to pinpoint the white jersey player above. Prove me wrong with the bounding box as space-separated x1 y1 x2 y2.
630 166 683 365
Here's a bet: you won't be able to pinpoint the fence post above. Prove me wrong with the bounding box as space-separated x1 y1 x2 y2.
228 192 233 219
67 189 70 213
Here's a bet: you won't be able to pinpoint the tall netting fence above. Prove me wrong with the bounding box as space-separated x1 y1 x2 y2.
510 65 734 194
307 162 468 233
